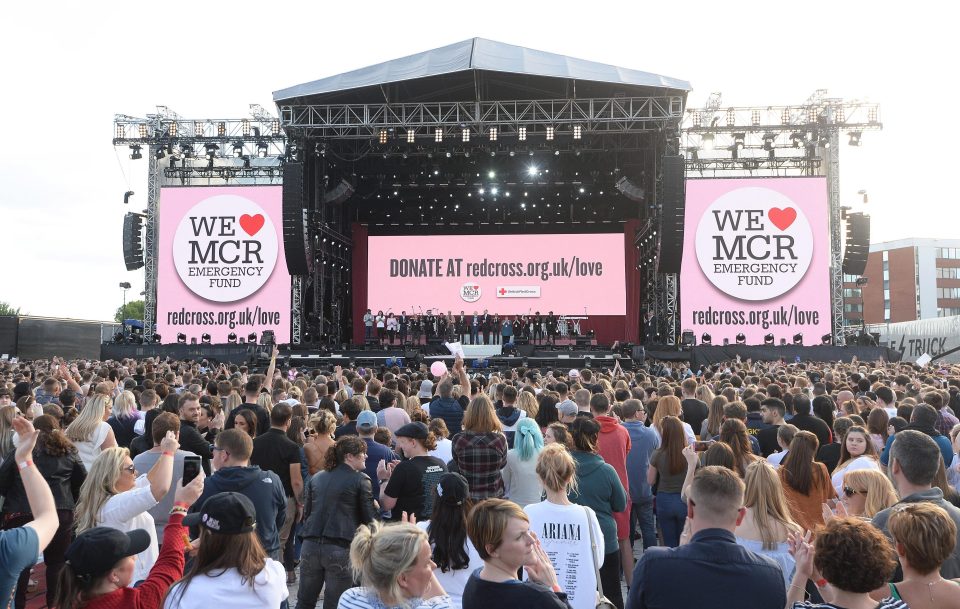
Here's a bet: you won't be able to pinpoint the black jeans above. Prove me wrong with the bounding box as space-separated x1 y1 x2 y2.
4 509 74 609
599 548 623 609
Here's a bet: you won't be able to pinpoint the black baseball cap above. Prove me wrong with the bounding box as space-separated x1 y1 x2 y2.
65 527 151 578
394 421 429 440
182 492 257 534
435 472 469 506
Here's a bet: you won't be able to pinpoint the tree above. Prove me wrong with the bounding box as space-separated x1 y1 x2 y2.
115 300 145 323
0 301 21 316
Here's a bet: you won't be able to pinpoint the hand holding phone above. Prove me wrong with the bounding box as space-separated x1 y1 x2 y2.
182 455 202 485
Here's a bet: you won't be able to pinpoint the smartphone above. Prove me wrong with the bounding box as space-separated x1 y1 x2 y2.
182 455 202 485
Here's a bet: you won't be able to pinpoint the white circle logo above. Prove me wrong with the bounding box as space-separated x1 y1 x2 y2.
695 186 813 301
173 194 278 302
460 283 481 303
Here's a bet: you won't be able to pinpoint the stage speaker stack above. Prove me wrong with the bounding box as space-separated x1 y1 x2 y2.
282 162 314 276
122 212 144 271
842 212 871 276
657 155 685 274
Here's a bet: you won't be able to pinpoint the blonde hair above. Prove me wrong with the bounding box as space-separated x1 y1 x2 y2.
354 395 370 412
309 410 337 436
0 405 17 454
334 389 350 405
222 393 242 412
743 460 801 550
535 444 578 495
403 395 424 418
462 394 502 434
695 385 715 405
74 447 128 533
843 469 898 518
516 392 539 419
349 521 428 605
652 395 682 434
112 390 138 419
256 392 273 413
66 394 111 443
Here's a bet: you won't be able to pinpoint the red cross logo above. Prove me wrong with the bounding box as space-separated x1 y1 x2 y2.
499 288 507 295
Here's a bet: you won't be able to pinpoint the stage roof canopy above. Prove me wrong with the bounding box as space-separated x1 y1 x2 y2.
273 38 691 105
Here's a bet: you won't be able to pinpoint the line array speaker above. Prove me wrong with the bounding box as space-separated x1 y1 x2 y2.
842 212 870 276
122 212 144 271
657 155 685 274
282 162 313 275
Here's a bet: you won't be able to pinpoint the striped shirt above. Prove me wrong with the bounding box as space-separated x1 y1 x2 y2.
337 587 452 609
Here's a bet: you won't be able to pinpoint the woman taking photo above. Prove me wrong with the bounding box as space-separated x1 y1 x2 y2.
569 417 626 609
165 492 288 609
778 431 836 533
0 414 87 609
73 433 180 584
52 474 204 609
340 520 450 609
452 394 507 500
829 425 880 496
233 409 258 439
525 444 604 609
734 460 800 588
648 416 688 548
65 394 117 472
718 418 759 478
502 418 545 507
464 498 572 609
415 473 483 609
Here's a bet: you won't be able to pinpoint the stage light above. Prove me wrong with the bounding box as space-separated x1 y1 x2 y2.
271 119 281 134
152 333 161 343
527 166 538 176
519 126 527 141
182 145 195 159
168 121 177 137
554 150 560 156
489 127 498 141
256 141 268 158
726 108 736 126
733 133 746 148
736 333 746 345
216 122 226 136
488 170 495 179
129 145 142 160
177 333 187 344
461 128 470 142
573 125 582 140
793 333 803 345
751 109 761 126
546 126 555 141
847 131 862 146
491 187 498 195
201 333 211 344
248 332 258 344
821 334 833 345
138 124 148 138
379 129 388 144
242 119 250 136
764 333 775 345
115 123 125 139
232 142 243 157
701 333 712 345
406 130 415 143
445 151 452 158
702 133 714 150
205 143 219 160
194 121 204 137
435 128 443 142
762 133 776 151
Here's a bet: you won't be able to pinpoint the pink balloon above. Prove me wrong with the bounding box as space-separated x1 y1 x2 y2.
430 361 448 377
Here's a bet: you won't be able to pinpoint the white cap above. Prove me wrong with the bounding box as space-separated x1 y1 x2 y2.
568 369 580 379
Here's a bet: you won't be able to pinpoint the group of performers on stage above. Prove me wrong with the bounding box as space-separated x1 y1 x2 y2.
362 309 562 345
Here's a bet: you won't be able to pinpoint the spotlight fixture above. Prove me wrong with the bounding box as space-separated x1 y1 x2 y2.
821 333 833 345
762 133 776 151
271 119 281 134
736 333 746 345
177 333 187 344
435 128 443 142
256 141 268 158
462 128 470 142
204 143 219 160
129 145 142 160
519 126 527 141
763 333 775 345
247 332 258 344
701 333 712 345
201 333 211 344
194 121 204 136
573 125 582 140
138 124 148 138
489 127 497 141
217 122 226 136
406 130 415 143
793 333 803 345
182 145 195 159
379 129 388 144
241 119 250 136
527 166 538 177
168 121 177 137
232 142 244 157
152 333 161 343
123 191 135 204
733 133 746 148
701 133 714 150
546 126 555 141
847 131 862 146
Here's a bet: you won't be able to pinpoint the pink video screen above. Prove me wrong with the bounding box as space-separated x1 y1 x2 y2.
679 177 832 344
366 233 626 316
156 186 291 344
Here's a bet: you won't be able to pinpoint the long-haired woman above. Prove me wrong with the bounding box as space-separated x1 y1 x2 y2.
416 473 482 609
649 416 689 548
304 410 336 475
525 444 603 609
73 433 180 584
0 405 16 459
544 421 573 450
502 418 545 507
735 460 801 588
830 425 880 496
164 492 287 609
452 394 507 501
569 417 626 609
535 393 560 430
867 407 890 453
107 390 142 448
232 409 258 439
778 430 836 533
700 395 727 440
0 414 87 609
838 468 898 519
650 395 695 444
718 418 759 478
65 394 117 471
516 391 539 420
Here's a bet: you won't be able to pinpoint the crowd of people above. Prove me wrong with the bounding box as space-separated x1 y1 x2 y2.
2 350 960 609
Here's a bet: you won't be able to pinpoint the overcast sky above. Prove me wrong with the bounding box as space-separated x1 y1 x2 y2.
1 1 953 322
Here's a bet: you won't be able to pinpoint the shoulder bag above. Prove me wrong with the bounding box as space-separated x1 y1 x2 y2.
583 506 617 609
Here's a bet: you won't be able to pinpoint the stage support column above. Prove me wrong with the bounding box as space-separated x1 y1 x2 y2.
351 223 369 345
624 219 642 342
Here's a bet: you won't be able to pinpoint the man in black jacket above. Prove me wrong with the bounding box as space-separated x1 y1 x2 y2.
224 379 271 437
177 392 213 474
298 436 376 609
789 394 832 448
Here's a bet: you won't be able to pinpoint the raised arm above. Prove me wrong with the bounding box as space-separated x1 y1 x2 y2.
264 345 279 388
11 418 59 549
147 431 179 501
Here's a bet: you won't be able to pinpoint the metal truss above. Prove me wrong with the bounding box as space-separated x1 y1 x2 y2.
291 276 303 344
662 273 678 345
824 131 845 345
686 157 821 176
162 164 284 183
144 150 161 339
279 97 685 139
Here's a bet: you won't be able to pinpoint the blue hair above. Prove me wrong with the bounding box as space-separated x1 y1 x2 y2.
515 417 544 462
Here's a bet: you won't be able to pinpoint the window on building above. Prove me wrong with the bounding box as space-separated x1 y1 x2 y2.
938 307 960 317
844 303 863 313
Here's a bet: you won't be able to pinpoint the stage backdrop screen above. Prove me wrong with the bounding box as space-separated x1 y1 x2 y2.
680 177 831 344
157 186 290 344
367 233 626 315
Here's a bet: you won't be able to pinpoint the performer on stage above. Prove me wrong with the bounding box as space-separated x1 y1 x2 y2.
398 311 408 344
533 311 543 344
363 309 374 341
501 316 513 344
492 313 501 345
481 309 491 345
513 315 524 341
411 313 422 344
546 311 558 344
471 311 480 345
642 310 659 345
375 310 385 345
386 311 398 344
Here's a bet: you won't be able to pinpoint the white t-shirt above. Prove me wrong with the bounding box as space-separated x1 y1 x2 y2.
163 559 288 609
831 455 881 496
75 421 112 472
766 450 788 466
416 521 483 609
429 438 453 465
98 475 159 583
653 422 697 446
524 501 604 609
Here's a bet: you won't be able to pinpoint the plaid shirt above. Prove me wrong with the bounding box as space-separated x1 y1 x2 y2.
452 431 508 500
937 407 960 436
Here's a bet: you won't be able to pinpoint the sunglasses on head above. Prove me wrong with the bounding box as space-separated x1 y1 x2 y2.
843 486 863 498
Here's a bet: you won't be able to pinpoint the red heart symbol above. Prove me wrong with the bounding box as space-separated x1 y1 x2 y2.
768 207 797 231
473 286 479 290
239 214 264 236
